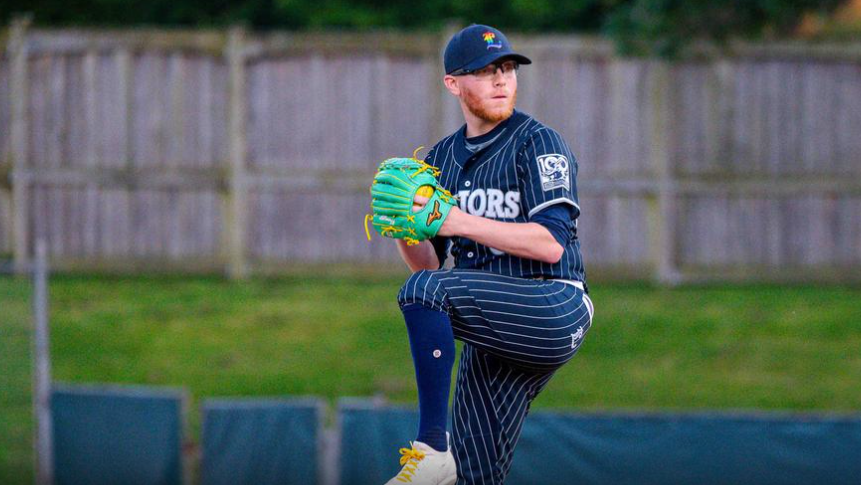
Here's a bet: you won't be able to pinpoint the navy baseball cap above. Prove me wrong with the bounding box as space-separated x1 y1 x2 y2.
444 24 532 75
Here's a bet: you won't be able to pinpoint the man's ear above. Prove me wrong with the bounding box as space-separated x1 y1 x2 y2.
443 75 460 97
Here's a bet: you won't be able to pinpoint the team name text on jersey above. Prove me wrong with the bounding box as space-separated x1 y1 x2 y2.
456 189 521 219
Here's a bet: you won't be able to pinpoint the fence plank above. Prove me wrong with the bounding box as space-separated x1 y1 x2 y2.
225 27 248 278
10 17 31 273
0 49 12 254
648 61 680 284
0 53 10 165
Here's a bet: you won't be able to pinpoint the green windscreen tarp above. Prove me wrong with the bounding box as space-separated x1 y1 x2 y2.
509 411 861 485
201 398 322 485
52 384 185 485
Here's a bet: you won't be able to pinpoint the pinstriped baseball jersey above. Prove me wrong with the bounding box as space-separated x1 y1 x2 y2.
425 110 586 283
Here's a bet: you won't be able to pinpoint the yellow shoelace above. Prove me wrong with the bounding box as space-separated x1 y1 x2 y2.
395 444 426 482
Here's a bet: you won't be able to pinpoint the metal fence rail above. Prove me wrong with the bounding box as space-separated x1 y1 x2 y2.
2 20 860 283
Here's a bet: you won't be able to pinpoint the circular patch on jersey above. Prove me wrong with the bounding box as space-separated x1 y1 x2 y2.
536 154 570 192
433 350 442 358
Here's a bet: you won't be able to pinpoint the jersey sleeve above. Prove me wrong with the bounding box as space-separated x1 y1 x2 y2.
517 129 580 219
529 203 575 247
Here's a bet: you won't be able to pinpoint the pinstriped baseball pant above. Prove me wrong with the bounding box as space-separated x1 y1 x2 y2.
397 269 594 484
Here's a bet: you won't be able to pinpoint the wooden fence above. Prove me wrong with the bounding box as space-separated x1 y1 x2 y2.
2 20 861 283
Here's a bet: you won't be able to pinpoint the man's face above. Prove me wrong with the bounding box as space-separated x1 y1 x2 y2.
446 60 518 124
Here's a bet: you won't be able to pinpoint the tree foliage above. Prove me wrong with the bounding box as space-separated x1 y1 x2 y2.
605 0 850 55
0 0 851 54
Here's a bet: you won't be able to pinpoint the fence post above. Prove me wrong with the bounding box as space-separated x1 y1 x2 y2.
9 15 31 275
649 60 682 286
225 26 249 279
32 239 54 485
430 22 462 142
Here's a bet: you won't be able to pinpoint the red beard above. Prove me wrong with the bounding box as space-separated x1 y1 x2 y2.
463 89 517 123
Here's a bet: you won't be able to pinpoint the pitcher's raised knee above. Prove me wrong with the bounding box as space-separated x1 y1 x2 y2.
397 269 451 312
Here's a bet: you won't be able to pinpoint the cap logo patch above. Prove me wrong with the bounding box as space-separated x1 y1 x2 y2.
536 154 570 192
483 31 502 50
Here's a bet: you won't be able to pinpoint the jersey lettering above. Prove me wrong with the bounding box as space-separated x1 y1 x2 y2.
457 190 469 212
457 189 521 219
467 189 487 216
503 191 520 218
485 189 504 218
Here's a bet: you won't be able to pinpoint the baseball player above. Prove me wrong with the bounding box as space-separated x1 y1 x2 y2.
378 24 594 484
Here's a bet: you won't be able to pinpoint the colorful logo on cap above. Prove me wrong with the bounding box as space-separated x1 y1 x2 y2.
483 31 502 50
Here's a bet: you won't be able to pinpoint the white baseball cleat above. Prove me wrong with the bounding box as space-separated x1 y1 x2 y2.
384 439 457 485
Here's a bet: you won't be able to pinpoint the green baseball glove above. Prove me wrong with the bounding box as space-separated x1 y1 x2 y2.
365 155 455 246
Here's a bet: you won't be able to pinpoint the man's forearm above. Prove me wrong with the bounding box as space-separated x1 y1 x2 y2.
396 239 440 272
441 209 563 264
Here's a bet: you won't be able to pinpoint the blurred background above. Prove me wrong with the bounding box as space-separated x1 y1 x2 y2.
1 1 860 484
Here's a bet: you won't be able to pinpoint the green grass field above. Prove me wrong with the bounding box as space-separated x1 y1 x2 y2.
2 273 861 483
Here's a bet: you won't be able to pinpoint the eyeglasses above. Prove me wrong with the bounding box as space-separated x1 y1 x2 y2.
451 60 519 79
